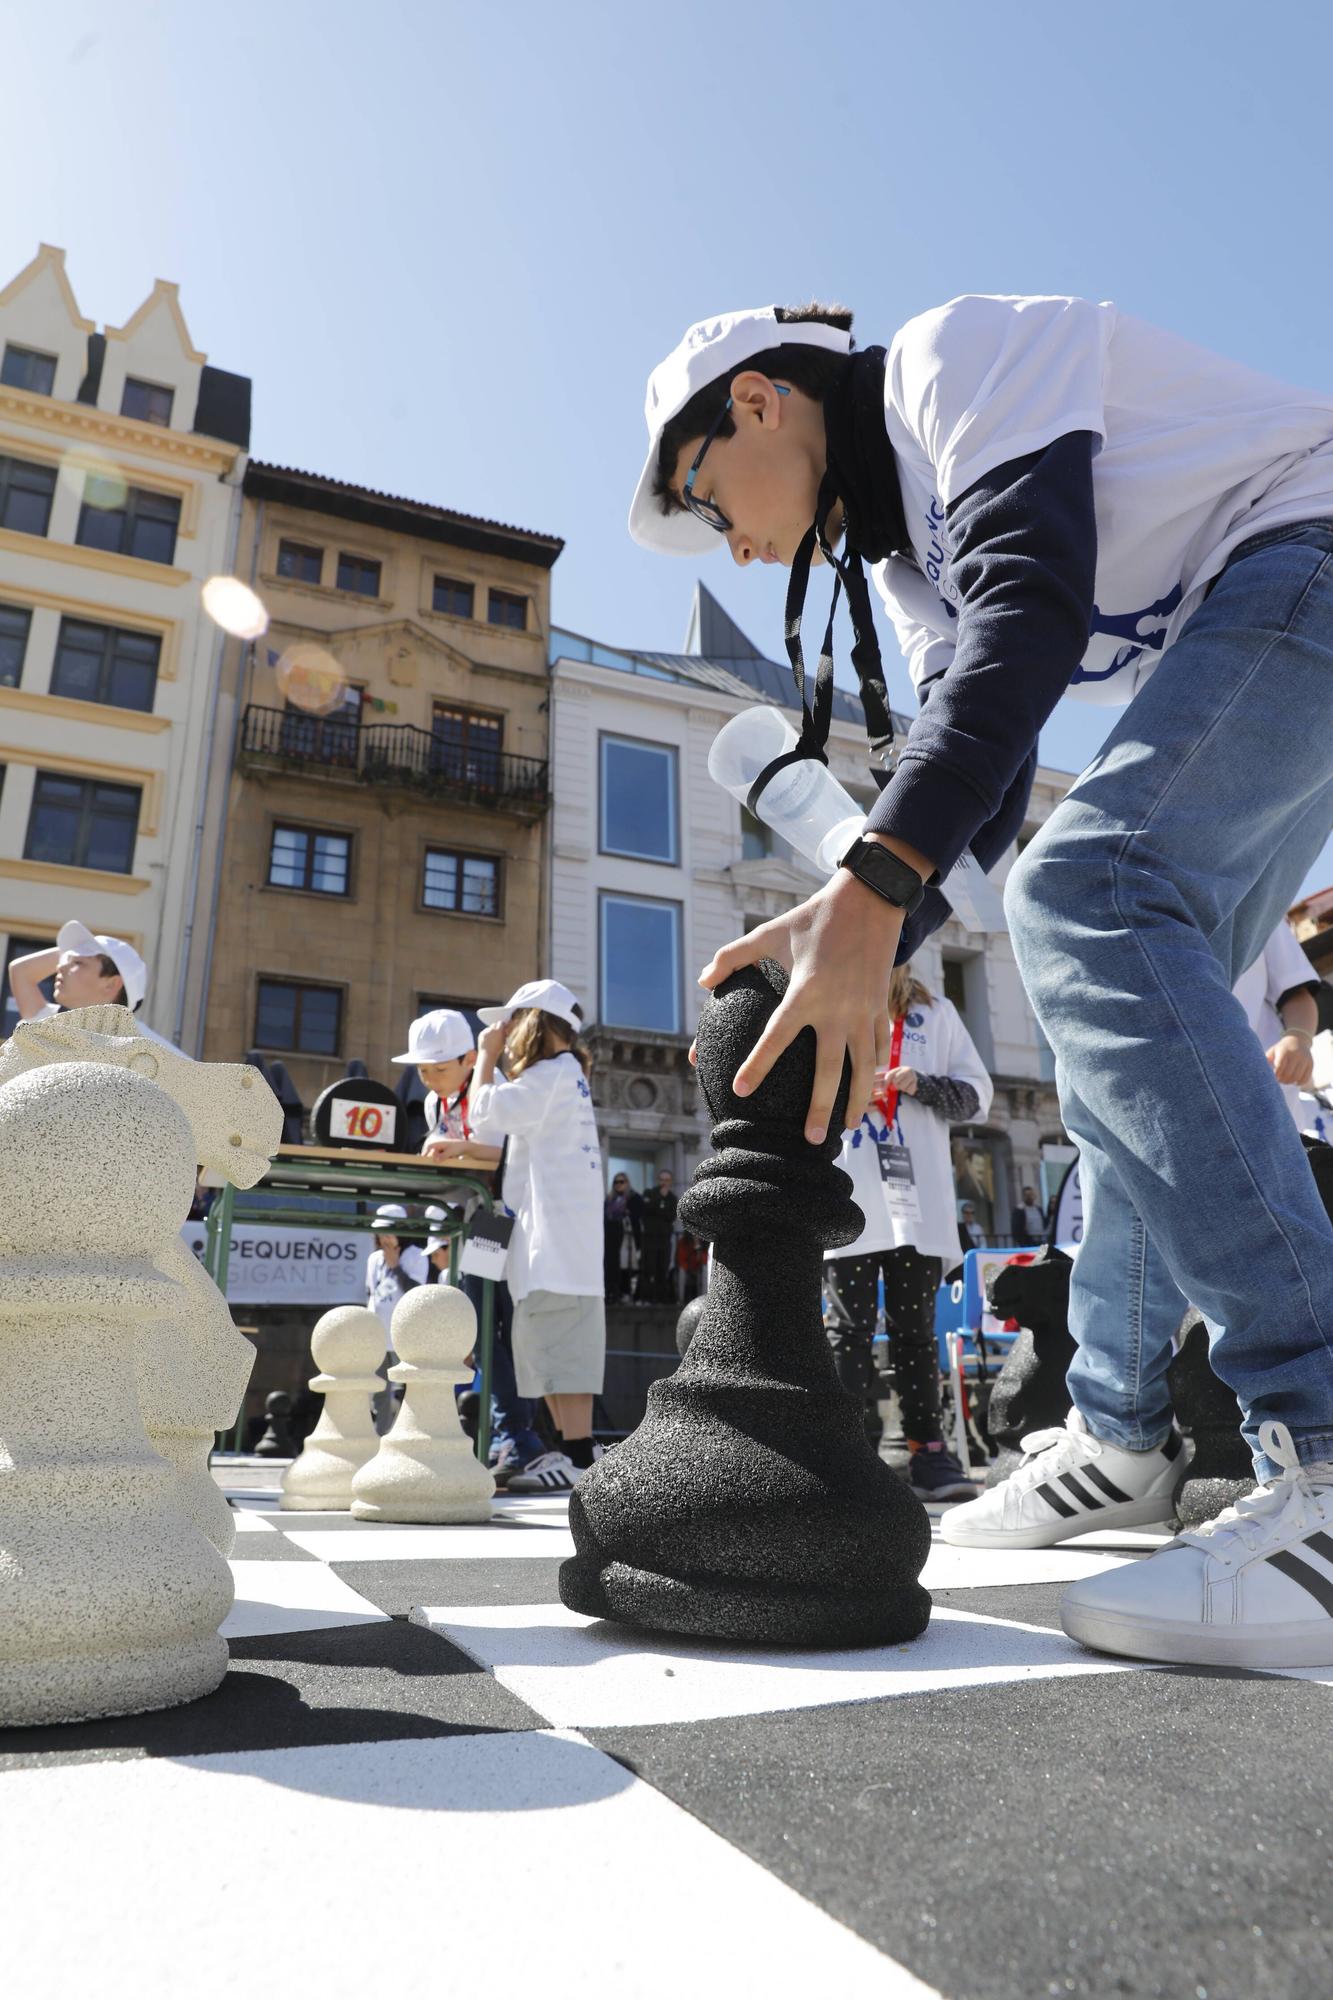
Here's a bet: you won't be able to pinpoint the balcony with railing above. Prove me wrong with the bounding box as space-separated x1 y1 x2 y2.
237 704 549 817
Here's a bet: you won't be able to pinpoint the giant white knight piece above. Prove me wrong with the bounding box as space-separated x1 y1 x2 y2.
0 1062 235 1726
350 1283 495 1522
0 1006 282 1556
280 1305 386 1511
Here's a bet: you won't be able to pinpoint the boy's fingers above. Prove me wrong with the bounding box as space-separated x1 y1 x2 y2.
732 1000 801 1099
804 1032 848 1147
845 1032 877 1131
700 921 792 990
687 1039 698 1068
874 1014 893 1069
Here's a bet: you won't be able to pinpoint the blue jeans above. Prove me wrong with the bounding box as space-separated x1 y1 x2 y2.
459 1274 544 1462
1007 522 1333 1482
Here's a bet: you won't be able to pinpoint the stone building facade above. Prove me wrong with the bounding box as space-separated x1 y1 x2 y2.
0 244 250 1043
191 464 562 1104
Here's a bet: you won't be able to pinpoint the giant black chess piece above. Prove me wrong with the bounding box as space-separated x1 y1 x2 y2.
1167 1315 1254 1527
559 962 932 1648
254 1390 295 1459
983 1248 1075 1488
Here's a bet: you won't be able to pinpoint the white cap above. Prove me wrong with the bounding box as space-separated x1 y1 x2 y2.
628 306 853 556
425 1233 450 1256
478 978 584 1034
370 1203 408 1234
56 920 148 1012
392 1008 475 1065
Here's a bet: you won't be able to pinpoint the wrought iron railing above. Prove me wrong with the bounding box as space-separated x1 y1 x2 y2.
238 704 549 809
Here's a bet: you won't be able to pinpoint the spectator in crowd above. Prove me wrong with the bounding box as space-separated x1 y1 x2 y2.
1010 1184 1048 1247
825 961 993 1500
1232 917 1321 1130
676 1225 709 1302
636 1167 678 1303
958 1202 986 1253
469 979 606 1493
603 1171 643 1302
365 1203 427 1433
6 920 172 1047
393 1008 543 1479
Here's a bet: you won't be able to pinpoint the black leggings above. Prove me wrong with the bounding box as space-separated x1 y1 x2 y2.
824 1245 944 1443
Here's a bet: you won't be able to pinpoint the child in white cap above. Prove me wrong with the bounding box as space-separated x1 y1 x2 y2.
394 1008 543 1475
365 1202 428 1432
469 980 606 1491
6 920 171 1046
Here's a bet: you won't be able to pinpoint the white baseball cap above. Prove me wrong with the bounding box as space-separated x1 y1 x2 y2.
478 978 584 1034
392 1008 476 1065
628 306 853 557
425 1232 450 1256
369 1203 408 1234
56 919 148 1011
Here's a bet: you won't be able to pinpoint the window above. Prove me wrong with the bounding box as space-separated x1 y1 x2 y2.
336 551 381 597
121 377 174 427
276 540 323 585
942 952 995 1069
24 773 141 874
254 978 343 1056
740 806 773 861
0 453 56 536
600 735 678 864
268 824 351 896
431 705 503 788
0 935 54 1040
1 345 56 395
280 681 362 765
51 618 161 712
76 481 180 565
433 575 475 619
487 587 526 630
422 847 500 917
0 603 32 687
600 893 682 1033
942 957 968 1018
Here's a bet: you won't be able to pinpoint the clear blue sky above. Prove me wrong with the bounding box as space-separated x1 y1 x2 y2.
8 0 1333 887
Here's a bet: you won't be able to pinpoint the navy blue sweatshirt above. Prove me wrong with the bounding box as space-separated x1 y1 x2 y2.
865 431 1098 957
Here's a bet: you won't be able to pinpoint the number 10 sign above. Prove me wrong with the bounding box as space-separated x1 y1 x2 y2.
329 1098 398 1146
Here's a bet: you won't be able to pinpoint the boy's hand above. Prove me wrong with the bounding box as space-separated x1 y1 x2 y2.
699 867 905 1145
422 1136 467 1160
1269 1034 1315 1087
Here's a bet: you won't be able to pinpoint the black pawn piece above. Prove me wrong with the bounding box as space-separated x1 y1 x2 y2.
254 1389 295 1459
983 1248 1076 1487
559 962 932 1648
675 1295 707 1360
1167 1315 1254 1527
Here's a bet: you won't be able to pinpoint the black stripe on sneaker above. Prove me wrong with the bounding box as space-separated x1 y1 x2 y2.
1059 1471 1104 1510
1266 1548 1333 1615
1304 1529 1333 1566
1080 1462 1133 1505
1035 1482 1077 1519
1162 1430 1183 1462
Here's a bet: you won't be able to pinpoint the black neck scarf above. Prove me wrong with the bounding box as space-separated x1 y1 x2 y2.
751 346 913 815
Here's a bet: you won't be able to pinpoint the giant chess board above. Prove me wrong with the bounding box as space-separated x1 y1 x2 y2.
2 1478 1330 2000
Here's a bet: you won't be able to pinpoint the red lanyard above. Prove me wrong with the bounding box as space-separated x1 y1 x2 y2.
873 1016 906 1130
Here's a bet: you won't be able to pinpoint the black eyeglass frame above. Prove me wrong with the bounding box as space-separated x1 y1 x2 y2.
681 383 790 533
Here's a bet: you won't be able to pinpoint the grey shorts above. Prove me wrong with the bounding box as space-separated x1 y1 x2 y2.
512 1289 606 1397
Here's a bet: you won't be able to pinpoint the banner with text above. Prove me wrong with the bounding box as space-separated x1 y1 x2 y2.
182 1223 372 1306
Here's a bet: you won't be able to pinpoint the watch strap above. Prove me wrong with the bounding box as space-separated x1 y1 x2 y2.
838 835 925 916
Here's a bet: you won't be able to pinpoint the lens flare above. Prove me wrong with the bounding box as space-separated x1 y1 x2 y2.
202 575 269 640
273 642 346 714
58 448 127 511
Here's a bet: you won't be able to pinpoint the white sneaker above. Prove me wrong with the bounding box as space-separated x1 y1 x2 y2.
505 1449 597 1493
939 1409 1182 1549
1061 1421 1333 1668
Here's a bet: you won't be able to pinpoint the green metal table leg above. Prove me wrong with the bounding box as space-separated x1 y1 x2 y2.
476 1278 494 1467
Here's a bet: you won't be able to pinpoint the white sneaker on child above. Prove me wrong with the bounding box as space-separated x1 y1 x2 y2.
939 1408 1182 1549
1061 1421 1333 1668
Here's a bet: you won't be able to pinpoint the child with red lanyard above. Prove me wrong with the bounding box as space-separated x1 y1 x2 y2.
392 1009 544 1479
825 962 993 1498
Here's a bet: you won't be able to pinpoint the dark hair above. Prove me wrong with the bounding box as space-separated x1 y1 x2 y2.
653 303 854 514
97 952 129 1008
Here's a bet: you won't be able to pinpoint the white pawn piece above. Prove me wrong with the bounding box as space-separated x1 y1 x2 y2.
350 1284 495 1522
280 1306 385 1511
0 1062 233 1728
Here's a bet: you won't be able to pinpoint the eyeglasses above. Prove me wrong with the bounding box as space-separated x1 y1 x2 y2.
681 383 789 534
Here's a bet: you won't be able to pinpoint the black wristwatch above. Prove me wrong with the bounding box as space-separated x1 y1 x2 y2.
838 834 926 917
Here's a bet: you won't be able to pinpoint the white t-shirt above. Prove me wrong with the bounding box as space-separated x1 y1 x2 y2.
876 293 1333 710
1233 921 1320 1130
365 1244 428 1342
469 1053 604 1301
827 995 993 1265
25 1000 178 1051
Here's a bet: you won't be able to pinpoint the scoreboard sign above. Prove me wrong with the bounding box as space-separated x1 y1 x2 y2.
311 1075 402 1151
328 1097 398 1146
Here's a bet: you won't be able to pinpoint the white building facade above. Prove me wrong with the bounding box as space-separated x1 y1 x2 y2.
548 588 1075 1236
0 244 250 1046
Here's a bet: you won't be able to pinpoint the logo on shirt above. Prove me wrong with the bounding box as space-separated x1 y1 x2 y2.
576 1079 591 1099
923 498 958 620
1076 583 1184 683
906 1010 924 1028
